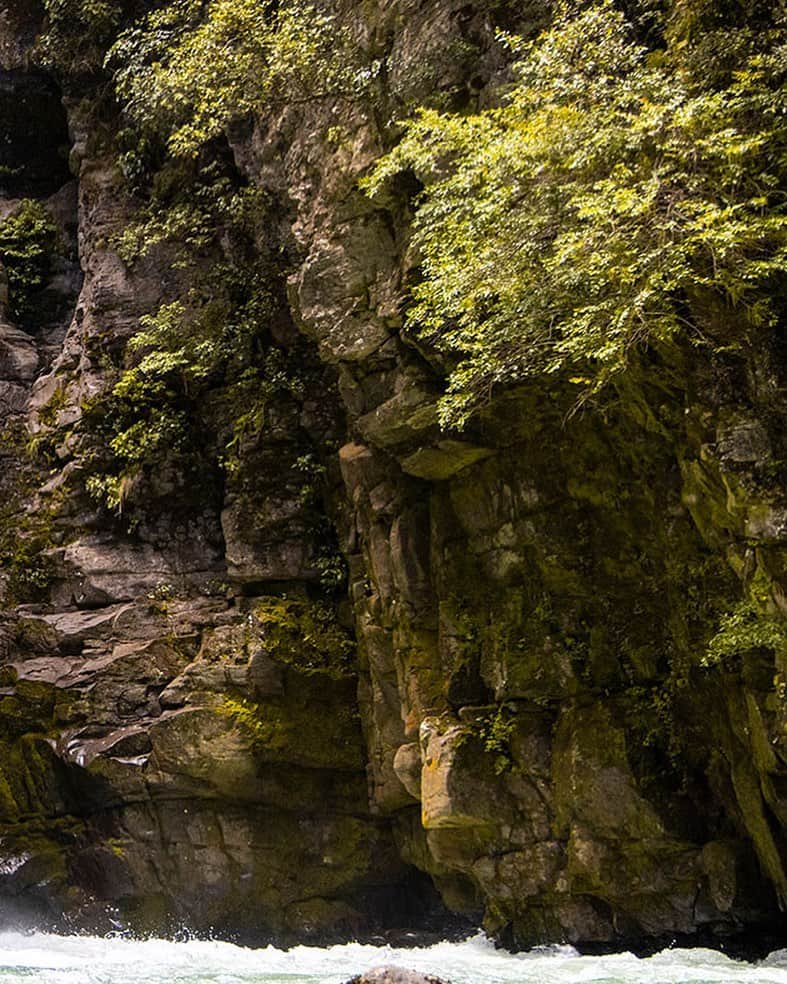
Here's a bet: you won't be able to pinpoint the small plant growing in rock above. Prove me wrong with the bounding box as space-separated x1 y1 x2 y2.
479 706 517 775
458 705 517 776
704 601 787 668
0 200 60 324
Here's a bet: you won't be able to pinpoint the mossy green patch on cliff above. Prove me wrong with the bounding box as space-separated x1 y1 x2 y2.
0 426 61 605
0 732 66 822
191 598 363 771
705 566 787 670
221 690 363 771
253 598 355 677
222 696 291 754
706 601 787 670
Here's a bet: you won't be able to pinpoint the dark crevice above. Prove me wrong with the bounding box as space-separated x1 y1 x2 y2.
0 70 72 199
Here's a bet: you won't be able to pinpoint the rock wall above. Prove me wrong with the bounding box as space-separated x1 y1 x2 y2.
0 1 423 943
0 0 786 950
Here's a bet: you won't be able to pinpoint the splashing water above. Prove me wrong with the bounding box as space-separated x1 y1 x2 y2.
0 932 785 984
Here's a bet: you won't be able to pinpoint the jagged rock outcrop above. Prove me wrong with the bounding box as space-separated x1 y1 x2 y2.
0 0 785 951
0 2 427 943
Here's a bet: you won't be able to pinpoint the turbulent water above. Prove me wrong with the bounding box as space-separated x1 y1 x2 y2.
0 933 786 984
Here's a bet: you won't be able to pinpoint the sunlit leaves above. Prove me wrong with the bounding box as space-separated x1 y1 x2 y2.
367 0 787 426
110 0 367 157
0 200 60 323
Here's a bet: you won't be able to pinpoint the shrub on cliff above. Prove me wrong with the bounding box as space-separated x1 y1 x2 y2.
109 0 369 157
366 0 787 426
38 0 126 73
0 200 60 325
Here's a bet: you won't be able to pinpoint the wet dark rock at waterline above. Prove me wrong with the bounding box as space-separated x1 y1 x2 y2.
344 969 452 984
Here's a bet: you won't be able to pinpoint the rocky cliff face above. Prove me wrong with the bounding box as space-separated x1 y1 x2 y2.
0 0 786 951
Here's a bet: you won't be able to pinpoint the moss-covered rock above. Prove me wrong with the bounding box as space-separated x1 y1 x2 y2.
0 0 787 953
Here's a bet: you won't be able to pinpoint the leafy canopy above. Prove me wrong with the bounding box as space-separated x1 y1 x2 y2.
366 1 787 426
110 0 370 157
38 0 125 72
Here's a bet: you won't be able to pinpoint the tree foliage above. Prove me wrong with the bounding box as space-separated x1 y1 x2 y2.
0 200 60 324
110 0 370 157
38 0 126 72
366 0 787 426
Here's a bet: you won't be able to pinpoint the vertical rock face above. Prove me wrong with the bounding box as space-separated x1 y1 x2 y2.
0 3 421 943
0 0 786 950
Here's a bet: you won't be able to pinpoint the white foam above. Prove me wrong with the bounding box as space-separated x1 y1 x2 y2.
0 931 783 984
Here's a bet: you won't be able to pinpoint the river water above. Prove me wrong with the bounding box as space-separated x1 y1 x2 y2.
0 932 786 984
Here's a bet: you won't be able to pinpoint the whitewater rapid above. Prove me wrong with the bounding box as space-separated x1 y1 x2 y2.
0 932 786 984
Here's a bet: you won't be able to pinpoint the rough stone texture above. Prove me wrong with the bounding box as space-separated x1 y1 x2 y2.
0 0 424 943
0 0 785 952
345 969 452 984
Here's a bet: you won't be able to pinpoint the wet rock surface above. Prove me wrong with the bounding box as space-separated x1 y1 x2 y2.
0 0 785 954
344 969 452 984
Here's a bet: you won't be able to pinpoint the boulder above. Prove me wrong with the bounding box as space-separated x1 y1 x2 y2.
344 969 452 984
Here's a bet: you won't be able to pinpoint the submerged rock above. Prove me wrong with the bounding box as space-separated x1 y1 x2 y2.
344 969 452 984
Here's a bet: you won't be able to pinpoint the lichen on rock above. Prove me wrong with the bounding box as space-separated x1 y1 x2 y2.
0 0 785 953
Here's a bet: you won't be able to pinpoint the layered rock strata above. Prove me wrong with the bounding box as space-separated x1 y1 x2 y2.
0 0 785 950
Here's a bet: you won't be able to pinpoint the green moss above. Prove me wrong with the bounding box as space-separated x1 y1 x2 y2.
253 599 355 677
0 759 19 820
0 505 59 605
221 692 363 771
705 602 787 669
222 696 290 752
0 426 65 605
37 386 69 429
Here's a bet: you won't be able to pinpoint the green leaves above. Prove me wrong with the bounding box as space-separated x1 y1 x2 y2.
38 0 124 72
366 0 787 426
110 0 368 157
0 201 60 325
704 601 787 668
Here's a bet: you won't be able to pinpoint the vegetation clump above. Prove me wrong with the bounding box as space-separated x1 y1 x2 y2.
109 0 369 158
38 0 126 74
77 155 279 518
704 568 787 668
254 599 356 677
0 201 60 325
366 0 787 425
476 705 517 775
